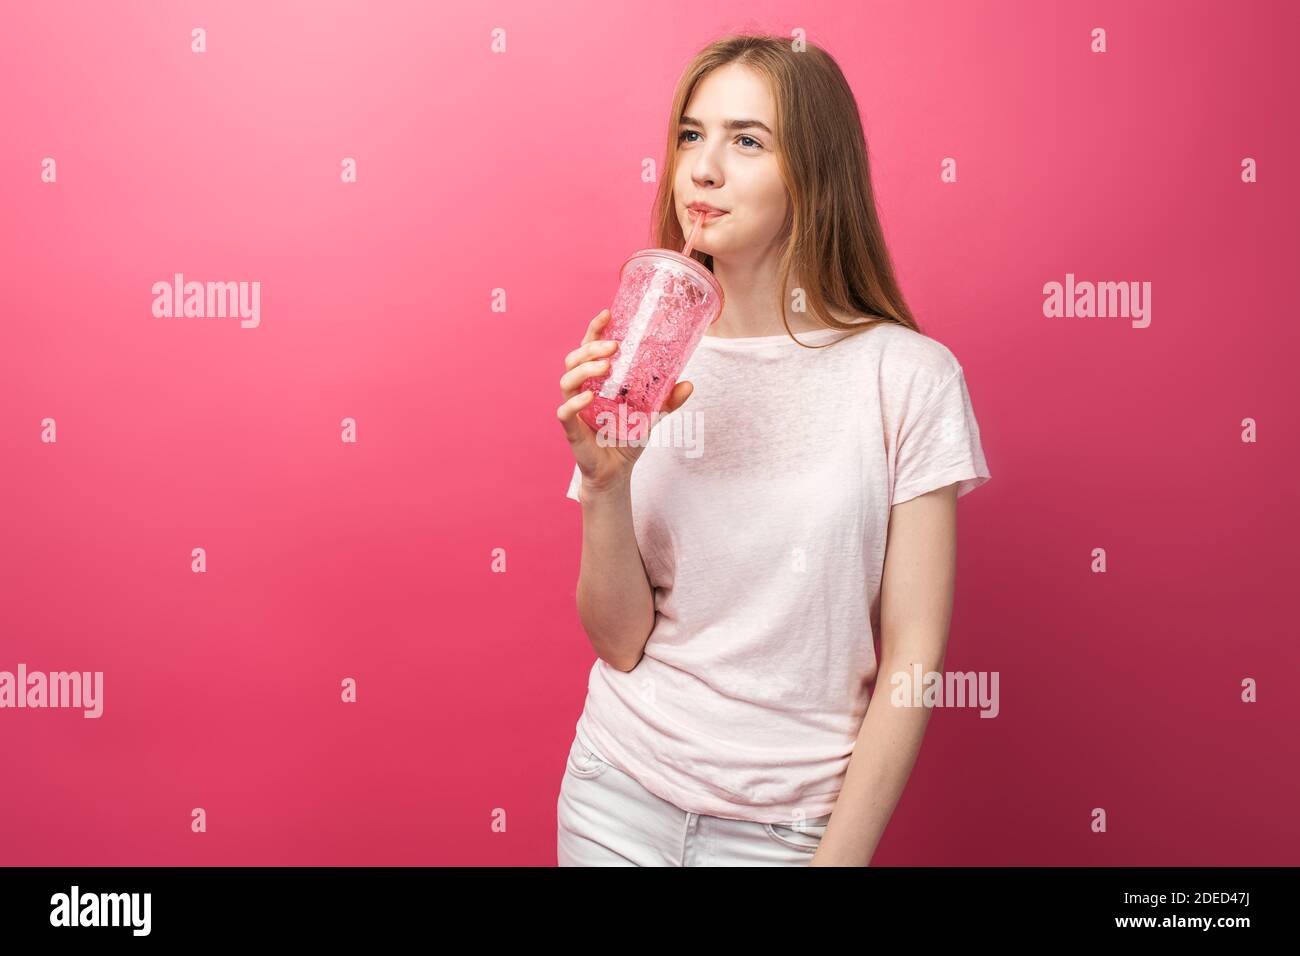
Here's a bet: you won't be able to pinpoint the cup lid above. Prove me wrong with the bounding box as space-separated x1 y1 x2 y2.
621 248 725 313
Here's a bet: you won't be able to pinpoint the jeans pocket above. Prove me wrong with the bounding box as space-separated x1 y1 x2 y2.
761 813 832 853
564 734 610 780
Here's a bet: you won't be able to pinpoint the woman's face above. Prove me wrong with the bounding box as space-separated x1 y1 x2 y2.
674 63 788 261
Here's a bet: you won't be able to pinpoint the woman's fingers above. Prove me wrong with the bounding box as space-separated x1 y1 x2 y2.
556 389 596 445
559 357 613 397
579 309 612 347
661 380 693 414
564 337 618 373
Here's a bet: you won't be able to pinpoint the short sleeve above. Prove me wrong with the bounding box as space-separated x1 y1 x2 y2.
565 463 581 501
891 366 991 506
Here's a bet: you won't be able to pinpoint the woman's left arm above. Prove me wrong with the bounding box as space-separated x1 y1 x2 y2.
810 482 960 866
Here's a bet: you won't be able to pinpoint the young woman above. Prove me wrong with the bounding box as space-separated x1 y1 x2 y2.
554 34 992 866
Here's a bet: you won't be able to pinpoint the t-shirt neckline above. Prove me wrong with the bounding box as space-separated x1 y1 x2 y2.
697 326 852 348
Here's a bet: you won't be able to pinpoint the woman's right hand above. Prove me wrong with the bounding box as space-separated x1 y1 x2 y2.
557 308 694 494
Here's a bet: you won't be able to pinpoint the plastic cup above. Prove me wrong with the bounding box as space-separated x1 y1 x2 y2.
578 249 724 443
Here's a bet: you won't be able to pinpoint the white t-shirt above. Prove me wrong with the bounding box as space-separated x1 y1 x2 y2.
565 321 992 823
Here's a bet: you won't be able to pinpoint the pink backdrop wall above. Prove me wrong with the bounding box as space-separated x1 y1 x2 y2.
2 0 1296 865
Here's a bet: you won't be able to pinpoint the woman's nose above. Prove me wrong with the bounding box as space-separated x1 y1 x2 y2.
691 147 723 188
692 165 720 188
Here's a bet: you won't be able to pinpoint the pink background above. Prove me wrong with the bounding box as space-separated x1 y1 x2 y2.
2 0 1297 865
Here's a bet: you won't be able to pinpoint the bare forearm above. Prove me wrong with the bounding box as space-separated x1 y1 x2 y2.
813 648 943 866
575 476 655 671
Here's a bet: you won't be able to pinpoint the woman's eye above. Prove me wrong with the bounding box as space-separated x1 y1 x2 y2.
677 130 762 149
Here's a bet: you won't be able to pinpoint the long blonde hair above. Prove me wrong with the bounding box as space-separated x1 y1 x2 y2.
651 34 919 347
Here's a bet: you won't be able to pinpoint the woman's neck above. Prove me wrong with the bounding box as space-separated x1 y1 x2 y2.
706 248 841 338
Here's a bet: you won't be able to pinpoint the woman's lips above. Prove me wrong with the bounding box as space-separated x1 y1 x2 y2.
687 207 728 222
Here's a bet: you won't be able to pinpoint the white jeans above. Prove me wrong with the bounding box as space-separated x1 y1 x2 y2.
556 730 832 866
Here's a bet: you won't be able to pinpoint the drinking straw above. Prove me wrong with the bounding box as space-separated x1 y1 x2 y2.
681 209 705 257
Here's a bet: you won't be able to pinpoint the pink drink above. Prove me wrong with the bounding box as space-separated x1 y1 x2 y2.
578 249 724 443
